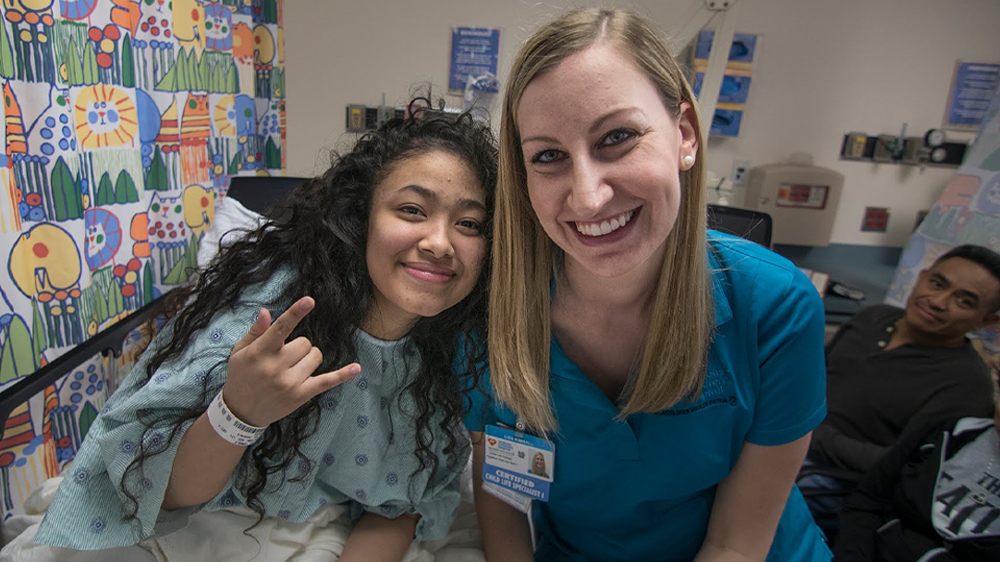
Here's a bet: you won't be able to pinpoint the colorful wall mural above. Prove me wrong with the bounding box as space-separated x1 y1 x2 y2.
0 0 285 519
887 88 1000 383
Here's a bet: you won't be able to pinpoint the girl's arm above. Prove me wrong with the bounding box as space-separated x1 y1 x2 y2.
340 512 420 562
694 434 811 562
470 431 535 562
163 297 360 509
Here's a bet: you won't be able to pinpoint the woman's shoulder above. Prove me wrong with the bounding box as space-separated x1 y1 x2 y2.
707 231 800 280
707 232 823 323
707 231 813 300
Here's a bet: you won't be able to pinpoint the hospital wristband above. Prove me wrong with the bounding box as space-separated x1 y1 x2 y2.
206 389 268 447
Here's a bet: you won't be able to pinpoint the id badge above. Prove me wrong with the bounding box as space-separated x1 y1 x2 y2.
482 481 533 513
482 424 555 502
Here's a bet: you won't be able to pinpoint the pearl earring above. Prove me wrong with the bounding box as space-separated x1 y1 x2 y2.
682 155 695 168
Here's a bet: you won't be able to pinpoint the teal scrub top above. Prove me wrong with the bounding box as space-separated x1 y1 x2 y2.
466 233 832 562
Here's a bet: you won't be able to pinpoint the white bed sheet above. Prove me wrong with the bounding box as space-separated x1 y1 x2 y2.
0 462 485 562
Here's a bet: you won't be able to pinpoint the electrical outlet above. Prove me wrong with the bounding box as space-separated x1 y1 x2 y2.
731 159 750 188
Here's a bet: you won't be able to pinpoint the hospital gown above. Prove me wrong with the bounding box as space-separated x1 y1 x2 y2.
33 269 465 550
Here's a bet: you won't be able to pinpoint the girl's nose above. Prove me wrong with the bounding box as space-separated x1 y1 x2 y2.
418 222 454 258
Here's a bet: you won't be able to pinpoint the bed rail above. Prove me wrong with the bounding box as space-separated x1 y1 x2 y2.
0 290 175 442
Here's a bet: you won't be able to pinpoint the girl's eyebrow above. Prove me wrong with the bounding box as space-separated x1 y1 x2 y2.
398 184 487 213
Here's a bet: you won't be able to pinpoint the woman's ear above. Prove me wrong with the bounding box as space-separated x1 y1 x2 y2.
677 102 699 158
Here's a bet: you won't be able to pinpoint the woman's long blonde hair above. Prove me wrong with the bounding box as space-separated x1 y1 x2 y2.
489 8 714 433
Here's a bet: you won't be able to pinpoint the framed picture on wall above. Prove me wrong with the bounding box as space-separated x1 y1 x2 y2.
448 27 501 95
943 61 1000 131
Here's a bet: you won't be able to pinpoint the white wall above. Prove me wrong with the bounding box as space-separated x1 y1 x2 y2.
284 0 1000 247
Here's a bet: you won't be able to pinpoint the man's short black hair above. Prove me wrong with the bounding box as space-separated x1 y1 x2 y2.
934 244 1000 311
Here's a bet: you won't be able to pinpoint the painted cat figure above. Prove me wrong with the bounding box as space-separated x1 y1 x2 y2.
146 192 189 283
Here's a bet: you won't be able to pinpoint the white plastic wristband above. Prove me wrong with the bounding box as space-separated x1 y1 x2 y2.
207 389 267 447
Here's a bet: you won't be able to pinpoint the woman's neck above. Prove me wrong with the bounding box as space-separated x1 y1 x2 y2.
558 254 663 312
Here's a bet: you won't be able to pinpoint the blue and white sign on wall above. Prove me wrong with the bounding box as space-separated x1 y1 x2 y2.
944 61 1000 131
449 27 501 94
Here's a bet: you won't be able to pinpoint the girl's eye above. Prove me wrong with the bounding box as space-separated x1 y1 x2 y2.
601 128 636 147
399 205 423 217
457 219 482 233
530 149 563 164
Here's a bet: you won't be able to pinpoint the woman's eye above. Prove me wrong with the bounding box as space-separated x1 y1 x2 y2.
530 149 563 164
601 128 636 147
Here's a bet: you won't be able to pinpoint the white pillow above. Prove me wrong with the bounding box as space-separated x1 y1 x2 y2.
196 196 264 269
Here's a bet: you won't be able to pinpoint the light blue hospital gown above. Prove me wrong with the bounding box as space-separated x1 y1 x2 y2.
33 270 465 550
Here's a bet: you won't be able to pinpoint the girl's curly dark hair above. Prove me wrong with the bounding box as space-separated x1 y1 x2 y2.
119 105 497 528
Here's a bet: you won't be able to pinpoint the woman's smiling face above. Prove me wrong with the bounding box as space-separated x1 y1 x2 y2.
516 44 698 280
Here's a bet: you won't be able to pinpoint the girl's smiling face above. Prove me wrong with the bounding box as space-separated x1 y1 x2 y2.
363 150 488 339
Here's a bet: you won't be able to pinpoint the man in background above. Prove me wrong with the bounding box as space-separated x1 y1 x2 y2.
803 244 1000 534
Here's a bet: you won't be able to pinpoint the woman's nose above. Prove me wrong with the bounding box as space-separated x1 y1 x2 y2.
568 161 613 218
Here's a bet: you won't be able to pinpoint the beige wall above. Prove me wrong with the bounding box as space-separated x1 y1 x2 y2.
284 0 1000 247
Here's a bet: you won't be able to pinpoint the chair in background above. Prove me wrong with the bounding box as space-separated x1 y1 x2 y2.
707 204 773 248
226 176 309 217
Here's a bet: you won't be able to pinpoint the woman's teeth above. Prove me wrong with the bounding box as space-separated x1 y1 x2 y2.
576 210 634 237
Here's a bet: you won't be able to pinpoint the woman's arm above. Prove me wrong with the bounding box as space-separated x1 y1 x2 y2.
163 298 360 509
340 512 420 562
470 431 535 562
694 434 811 562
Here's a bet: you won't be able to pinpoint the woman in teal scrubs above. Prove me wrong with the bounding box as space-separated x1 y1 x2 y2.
466 8 831 561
